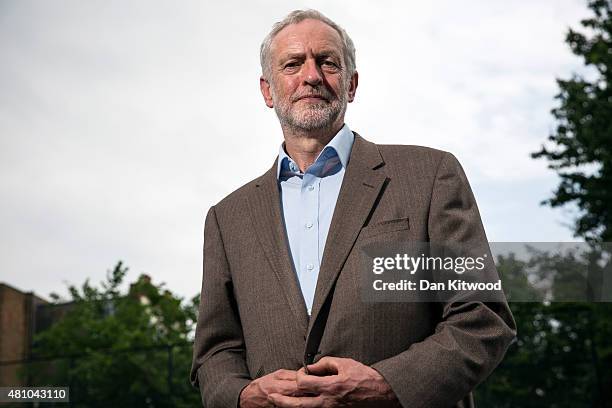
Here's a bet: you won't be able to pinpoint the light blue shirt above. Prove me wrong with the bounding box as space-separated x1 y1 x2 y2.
277 124 354 315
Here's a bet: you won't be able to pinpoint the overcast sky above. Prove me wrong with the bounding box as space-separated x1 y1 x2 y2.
0 0 590 302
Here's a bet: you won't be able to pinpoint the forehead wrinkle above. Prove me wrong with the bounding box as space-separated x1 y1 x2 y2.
274 41 343 66
278 47 341 60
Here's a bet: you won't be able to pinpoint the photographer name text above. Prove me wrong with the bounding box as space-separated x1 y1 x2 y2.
373 279 502 291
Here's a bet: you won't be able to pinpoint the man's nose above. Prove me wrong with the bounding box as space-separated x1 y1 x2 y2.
302 59 323 86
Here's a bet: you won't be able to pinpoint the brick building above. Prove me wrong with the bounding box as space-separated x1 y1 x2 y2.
0 283 73 386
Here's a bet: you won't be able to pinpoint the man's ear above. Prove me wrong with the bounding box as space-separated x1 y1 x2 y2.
260 76 274 108
347 71 359 103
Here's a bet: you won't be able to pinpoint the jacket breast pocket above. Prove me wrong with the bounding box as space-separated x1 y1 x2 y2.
359 217 410 239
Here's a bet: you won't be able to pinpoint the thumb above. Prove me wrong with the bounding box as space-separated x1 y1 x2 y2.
306 356 340 376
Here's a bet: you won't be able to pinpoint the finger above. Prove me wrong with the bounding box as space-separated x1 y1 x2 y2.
306 356 342 375
296 368 338 395
268 393 323 408
273 369 298 380
272 379 305 397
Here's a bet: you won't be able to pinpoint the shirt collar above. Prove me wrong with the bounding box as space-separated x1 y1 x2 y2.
276 124 354 179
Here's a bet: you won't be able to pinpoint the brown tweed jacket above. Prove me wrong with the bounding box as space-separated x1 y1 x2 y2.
190 133 516 408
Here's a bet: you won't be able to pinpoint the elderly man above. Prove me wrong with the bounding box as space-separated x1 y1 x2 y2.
191 9 516 408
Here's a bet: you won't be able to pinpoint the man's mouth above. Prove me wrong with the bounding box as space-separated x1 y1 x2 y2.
296 95 327 102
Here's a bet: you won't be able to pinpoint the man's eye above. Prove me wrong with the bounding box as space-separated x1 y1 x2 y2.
321 61 339 69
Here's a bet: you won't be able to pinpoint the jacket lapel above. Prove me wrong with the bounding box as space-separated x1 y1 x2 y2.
248 163 309 332
308 134 387 330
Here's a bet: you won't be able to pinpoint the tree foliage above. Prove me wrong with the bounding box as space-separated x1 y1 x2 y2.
476 253 612 407
532 0 612 242
508 3 612 403
28 262 201 408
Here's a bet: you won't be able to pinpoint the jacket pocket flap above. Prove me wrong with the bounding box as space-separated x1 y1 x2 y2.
360 217 410 238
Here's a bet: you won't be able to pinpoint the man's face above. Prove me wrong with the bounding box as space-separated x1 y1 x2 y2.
260 19 358 133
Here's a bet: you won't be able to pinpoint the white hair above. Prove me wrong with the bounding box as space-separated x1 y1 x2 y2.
260 9 356 81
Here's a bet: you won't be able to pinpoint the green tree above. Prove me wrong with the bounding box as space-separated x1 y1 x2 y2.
28 262 201 408
531 0 612 243
476 252 612 407
504 4 612 403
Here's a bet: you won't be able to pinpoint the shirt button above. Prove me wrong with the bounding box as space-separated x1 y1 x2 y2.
306 263 314 271
307 185 314 191
306 221 313 229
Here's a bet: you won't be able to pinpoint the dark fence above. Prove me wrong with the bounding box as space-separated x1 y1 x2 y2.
0 342 199 407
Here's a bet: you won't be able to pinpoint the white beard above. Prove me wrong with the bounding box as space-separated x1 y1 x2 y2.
271 85 348 131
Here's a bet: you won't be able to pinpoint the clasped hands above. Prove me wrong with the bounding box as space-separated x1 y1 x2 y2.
239 356 399 408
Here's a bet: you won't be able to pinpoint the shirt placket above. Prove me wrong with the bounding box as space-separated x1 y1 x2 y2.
299 172 320 314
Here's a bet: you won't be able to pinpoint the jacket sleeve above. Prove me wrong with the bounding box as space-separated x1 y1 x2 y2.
190 206 251 408
371 152 517 408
